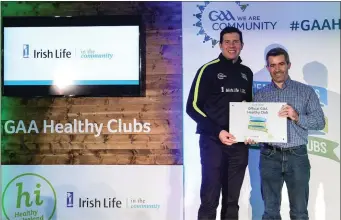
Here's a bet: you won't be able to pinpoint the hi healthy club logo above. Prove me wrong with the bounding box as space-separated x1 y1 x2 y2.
2 173 57 220
193 1 278 48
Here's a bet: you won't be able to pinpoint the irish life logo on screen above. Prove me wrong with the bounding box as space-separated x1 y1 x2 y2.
23 44 29 58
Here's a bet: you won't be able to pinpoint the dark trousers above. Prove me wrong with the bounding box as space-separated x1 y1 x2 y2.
198 134 249 220
260 144 311 220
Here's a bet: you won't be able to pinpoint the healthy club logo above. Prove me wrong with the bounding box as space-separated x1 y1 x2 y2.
193 1 278 47
2 173 57 220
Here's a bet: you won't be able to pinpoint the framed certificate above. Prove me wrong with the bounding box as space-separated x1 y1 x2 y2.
229 102 288 143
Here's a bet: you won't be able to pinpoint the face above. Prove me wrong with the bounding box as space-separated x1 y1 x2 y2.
267 54 291 84
219 32 243 61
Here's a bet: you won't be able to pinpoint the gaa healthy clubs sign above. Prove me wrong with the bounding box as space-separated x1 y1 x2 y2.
3 119 152 137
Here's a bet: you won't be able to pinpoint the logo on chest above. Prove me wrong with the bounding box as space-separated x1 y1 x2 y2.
217 73 227 80
221 86 246 94
241 72 248 81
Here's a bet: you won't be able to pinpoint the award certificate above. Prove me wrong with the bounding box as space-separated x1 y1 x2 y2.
229 102 287 143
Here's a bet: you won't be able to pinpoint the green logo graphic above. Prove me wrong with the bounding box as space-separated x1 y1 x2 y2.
236 1 249 12
2 173 57 220
307 136 339 162
250 136 339 163
248 116 268 132
307 116 339 162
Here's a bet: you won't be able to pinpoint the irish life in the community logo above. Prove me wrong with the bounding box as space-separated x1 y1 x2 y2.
2 173 57 220
193 1 278 47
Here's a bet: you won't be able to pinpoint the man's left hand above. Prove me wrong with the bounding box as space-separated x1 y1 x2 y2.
278 104 299 122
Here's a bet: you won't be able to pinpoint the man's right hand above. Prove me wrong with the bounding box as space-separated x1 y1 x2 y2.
219 130 237 146
244 138 257 145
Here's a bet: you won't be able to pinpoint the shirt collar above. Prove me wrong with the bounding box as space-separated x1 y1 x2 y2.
271 76 292 90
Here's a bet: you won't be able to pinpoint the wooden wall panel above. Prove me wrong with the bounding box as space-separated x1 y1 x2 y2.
1 2 183 165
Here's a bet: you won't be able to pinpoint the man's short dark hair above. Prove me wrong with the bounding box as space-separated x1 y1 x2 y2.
220 27 243 44
266 47 290 66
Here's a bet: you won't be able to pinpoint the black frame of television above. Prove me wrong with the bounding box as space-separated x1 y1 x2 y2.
1 15 146 97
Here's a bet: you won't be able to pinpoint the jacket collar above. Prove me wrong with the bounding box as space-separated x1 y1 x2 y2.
218 53 242 65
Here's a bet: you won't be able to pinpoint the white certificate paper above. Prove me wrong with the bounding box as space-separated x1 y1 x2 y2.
229 102 287 143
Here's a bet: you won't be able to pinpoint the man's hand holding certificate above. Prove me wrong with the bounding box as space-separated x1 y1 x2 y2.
229 102 288 143
278 104 299 122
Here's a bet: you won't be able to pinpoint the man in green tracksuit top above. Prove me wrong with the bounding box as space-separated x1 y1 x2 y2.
186 27 253 220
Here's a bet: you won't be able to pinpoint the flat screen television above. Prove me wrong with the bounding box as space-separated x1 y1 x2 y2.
1 15 146 97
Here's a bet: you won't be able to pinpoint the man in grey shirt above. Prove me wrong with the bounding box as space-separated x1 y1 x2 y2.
251 47 325 220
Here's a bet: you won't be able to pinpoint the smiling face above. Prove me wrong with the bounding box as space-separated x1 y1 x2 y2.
219 32 243 62
267 54 291 86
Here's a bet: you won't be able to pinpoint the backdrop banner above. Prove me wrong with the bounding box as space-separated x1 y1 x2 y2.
1 165 183 220
182 2 340 220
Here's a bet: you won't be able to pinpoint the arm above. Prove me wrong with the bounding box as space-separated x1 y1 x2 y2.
186 66 223 137
296 87 326 130
253 90 262 102
246 68 254 102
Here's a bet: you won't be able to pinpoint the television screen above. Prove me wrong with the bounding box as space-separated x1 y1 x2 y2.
1 16 146 97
